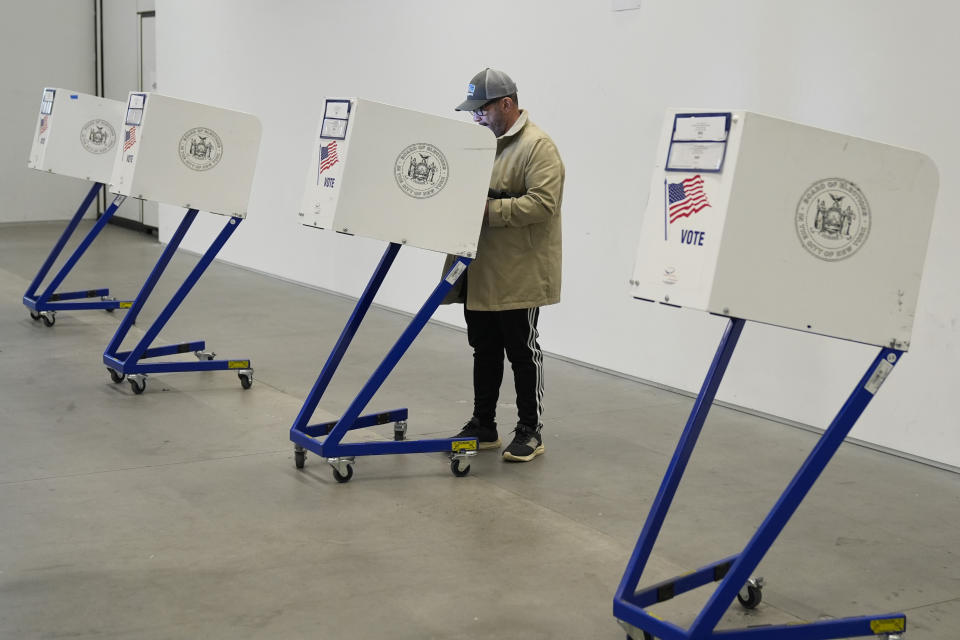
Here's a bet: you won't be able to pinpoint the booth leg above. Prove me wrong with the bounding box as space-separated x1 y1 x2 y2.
123 216 242 365
615 318 745 605
35 194 127 307
689 347 904 636
103 209 198 358
320 257 472 454
24 182 103 301
288 243 401 456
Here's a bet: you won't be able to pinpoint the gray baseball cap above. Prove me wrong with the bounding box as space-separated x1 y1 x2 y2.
455 68 517 112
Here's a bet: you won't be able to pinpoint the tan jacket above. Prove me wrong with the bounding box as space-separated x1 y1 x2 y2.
443 111 564 311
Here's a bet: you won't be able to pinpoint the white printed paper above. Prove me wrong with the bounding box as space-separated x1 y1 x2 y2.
325 101 349 119
667 142 725 171
675 115 727 141
321 118 347 138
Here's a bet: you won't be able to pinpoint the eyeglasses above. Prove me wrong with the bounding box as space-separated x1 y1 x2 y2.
471 98 502 117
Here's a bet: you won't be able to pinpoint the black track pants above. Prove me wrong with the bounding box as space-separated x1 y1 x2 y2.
464 307 543 428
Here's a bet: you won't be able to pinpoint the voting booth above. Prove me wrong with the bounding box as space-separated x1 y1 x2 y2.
28 88 123 181
291 97 496 481
630 110 937 350
109 92 260 217
23 88 134 324
616 111 938 640
299 97 494 256
102 92 261 395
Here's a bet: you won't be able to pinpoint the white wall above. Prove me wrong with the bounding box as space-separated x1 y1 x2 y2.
0 0 97 223
154 0 960 467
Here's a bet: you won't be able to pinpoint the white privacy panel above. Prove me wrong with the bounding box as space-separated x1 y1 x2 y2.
300 97 496 257
27 88 125 184
109 92 262 218
632 110 938 350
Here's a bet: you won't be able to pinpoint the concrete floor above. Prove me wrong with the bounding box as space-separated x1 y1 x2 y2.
0 220 957 640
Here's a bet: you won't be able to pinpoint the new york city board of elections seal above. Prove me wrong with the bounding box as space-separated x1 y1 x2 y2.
80 119 117 154
795 178 871 261
178 127 223 171
395 143 448 199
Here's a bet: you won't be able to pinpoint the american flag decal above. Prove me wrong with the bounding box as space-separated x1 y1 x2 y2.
38 116 48 136
318 141 339 176
668 174 710 224
123 126 137 152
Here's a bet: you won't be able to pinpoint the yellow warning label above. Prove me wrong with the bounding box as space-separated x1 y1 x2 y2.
227 360 250 369
451 440 478 452
870 618 905 633
119 302 132 309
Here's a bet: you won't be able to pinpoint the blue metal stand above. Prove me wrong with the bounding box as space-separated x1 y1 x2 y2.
289 242 478 482
614 318 908 640
102 209 253 395
23 183 135 326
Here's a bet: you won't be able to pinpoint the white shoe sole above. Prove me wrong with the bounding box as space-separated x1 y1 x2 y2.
502 443 545 462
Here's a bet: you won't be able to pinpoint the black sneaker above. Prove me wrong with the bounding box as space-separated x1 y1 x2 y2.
453 417 500 450
502 423 544 462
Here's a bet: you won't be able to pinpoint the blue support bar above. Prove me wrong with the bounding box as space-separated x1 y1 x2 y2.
112 359 249 375
104 209 198 356
626 554 739 608
330 438 478 457
615 604 689 640
46 288 110 302
289 245 477 478
614 318 909 640
689 346 904 637
24 182 102 299
140 342 207 359
615 318 745 603
101 211 251 390
707 613 906 640
37 194 126 302
290 429 322 454
124 216 241 365
23 186 135 315
320 255 472 454
31 301 126 312
102 355 125 371
618 609 906 640
111 341 207 361
301 408 409 437
289 243 401 436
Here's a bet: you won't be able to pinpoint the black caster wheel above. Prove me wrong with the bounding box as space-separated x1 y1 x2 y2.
450 459 471 477
294 449 305 469
129 378 146 395
332 465 353 483
41 314 55 327
238 372 253 389
737 585 762 609
29 311 41 321
107 368 125 383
